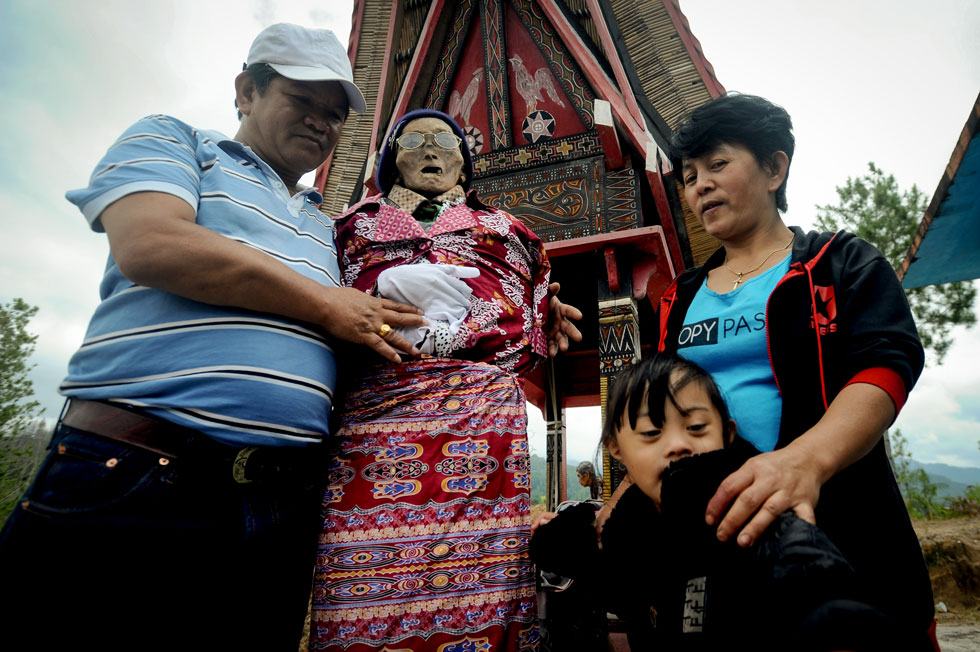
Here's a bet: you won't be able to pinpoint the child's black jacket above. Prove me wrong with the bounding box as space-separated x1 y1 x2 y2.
530 444 924 651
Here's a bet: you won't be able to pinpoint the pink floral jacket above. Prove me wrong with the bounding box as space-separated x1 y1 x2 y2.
334 191 550 375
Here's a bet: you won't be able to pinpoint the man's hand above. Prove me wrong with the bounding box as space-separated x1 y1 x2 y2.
100 191 426 363
545 282 583 357
320 288 425 363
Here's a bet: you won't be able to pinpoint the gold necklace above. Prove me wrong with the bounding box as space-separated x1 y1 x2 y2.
723 233 795 290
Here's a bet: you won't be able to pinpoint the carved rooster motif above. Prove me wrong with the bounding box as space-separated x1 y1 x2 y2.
448 68 484 127
508 53 566 114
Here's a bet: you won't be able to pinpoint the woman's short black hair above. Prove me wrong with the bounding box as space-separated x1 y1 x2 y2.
670 93 795 212
600 353 733 450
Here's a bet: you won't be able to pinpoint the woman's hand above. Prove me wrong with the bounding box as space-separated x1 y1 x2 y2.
706 382 895 547
705 445 821 548
531 511 558 535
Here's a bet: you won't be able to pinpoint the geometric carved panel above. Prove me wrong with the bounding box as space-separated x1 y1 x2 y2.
598 298 640 378
474 155 641 243
426 0 477 110
474 156 604 242
472 130 603 178
604 165 640 232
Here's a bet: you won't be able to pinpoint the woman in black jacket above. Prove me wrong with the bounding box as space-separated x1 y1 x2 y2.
650 93 936 649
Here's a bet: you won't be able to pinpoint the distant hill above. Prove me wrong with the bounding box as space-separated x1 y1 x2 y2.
530 454 592 504
528 455 980 503
909 460 980 499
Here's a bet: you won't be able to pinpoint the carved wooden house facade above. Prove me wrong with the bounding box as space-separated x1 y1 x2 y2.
315 0 724 506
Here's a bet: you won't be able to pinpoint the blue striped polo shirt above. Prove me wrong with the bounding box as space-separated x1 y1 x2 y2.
63 114 340 447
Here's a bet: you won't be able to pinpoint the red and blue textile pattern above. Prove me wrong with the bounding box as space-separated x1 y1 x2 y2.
311 358 539 651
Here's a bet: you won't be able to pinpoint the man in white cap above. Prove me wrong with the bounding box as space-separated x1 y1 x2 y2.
0 24 430 651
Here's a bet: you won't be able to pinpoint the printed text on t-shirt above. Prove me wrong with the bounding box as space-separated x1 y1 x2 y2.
678 312 765 348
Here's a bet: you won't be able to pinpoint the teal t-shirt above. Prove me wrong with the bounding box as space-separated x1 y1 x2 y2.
676 255 791 452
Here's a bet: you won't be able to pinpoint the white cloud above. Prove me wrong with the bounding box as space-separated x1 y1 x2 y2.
891 288 980 467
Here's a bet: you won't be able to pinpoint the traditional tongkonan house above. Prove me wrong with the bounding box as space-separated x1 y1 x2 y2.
315 0 725 508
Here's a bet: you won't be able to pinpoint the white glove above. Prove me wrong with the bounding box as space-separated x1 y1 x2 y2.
376 263 480 354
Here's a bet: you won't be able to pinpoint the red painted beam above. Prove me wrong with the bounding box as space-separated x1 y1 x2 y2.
389 0 448 132
594 99 624 170
538 0 682 272
604 245 620 294
544 225 665 257
646 148 685 273
538 0 649 160
586 0 648 133
346 0 366 73
523 368 601 411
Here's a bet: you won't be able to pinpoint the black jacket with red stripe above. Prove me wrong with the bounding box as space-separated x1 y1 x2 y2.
652 227 936 645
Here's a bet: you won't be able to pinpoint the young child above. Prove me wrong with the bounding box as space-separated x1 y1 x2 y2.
530 354 916 652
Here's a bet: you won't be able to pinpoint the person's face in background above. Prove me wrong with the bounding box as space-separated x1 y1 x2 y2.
577 471 591 487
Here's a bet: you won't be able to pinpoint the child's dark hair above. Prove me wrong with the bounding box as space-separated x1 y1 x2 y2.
670 93 795 212
601 353 733 449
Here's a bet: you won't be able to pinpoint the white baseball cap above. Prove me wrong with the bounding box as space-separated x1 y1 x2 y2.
245 23 367 113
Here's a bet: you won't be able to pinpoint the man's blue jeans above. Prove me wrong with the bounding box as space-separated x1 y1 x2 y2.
0 415 325 651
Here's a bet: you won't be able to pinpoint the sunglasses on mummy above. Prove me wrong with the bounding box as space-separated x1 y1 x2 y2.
395 131 463 150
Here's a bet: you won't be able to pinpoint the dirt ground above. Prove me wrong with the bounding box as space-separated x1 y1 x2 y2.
912 517 980 625
911 517 980 650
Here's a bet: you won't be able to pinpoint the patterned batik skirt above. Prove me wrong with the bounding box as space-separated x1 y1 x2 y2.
310 357 539 652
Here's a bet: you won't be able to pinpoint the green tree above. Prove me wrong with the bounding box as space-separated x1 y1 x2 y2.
0 298 43 436
0 419 50 523
889 429 946 519
889 428 913 496
816 163 976 363
0 298 46 524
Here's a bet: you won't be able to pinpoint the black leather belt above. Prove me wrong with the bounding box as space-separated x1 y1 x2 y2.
60 399 323 484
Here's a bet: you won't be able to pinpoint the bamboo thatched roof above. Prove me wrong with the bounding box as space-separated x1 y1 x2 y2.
606 0 724 265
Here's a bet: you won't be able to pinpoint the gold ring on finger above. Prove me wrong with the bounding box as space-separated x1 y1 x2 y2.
378 323 392 338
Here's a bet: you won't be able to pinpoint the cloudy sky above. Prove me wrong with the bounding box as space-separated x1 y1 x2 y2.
2 1 978 467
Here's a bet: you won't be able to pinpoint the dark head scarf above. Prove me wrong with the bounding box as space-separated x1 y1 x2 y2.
375 109 474 194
